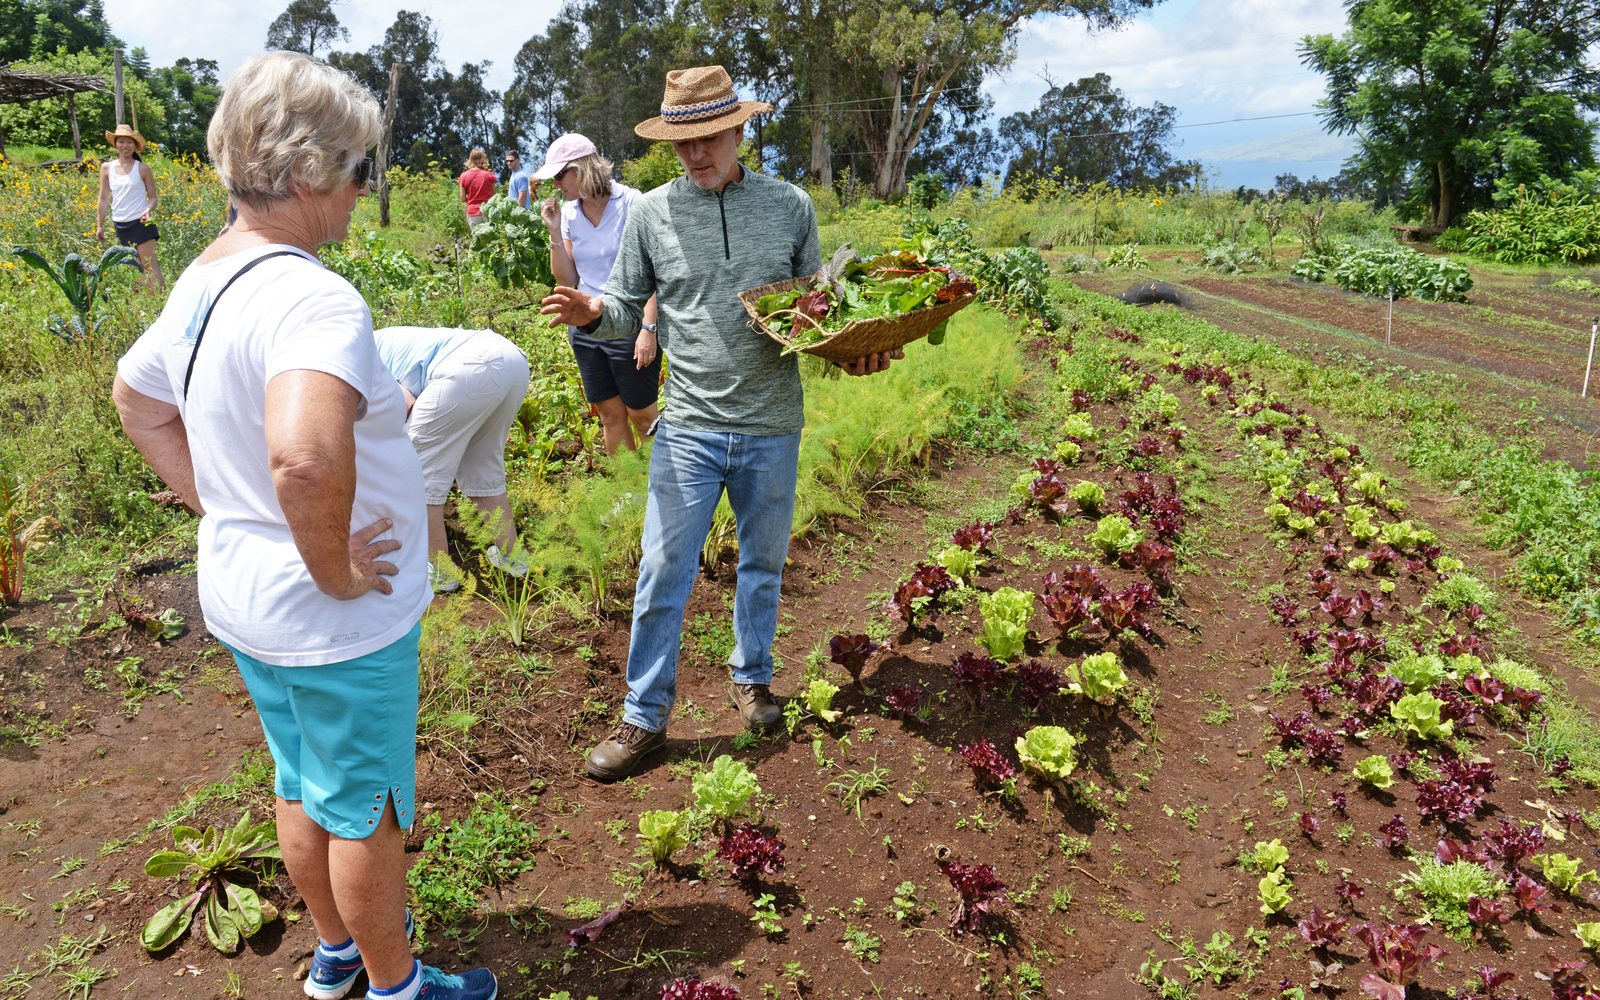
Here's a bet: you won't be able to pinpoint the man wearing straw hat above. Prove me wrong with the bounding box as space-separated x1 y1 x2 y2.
543 65 900 780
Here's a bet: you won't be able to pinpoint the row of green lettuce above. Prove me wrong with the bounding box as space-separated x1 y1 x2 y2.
1049 280 1600 642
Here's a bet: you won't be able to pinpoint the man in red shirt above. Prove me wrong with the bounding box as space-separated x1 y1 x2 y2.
458 147 497 229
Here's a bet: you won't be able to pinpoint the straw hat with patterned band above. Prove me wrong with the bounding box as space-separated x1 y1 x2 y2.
634 66 772 142
105 123 146 152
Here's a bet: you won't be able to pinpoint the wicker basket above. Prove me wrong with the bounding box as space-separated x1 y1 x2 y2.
738 277 977 363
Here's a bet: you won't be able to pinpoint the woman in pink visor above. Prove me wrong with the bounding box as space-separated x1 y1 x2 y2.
537 133 660 454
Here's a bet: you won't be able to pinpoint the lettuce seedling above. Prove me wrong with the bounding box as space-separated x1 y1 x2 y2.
976 587 1034 661
717 822 785 880
950 521 996 553
937 544 980 587
1069 480 1105 514
1534 853 1600 895
1061 412 1096 440
1376 815 1410 850
1091 514 1142 559
660 978 741 1000
951 651 1006 710
883 683 929 724
1259 871 1292 915
693 755 761 831
1573 922 1600 951
1015 659 1062 713
829 633 881 688
887 562 957 626
1383 651 1450 693
1054 440 1083 464
638 809 688 867
940 859 1006 935
804 679 843 725
141 811 282 953
1482 818 1544 873
1352 923 1446 1000
1015 726 1078 783
1391 692 1454 740
959 738 1016 787
1353 755 1396 790
1064 651 1127 704
1247 839 1290 875
1298 907 1347 949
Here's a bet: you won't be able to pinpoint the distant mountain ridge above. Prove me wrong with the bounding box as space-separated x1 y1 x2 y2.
1194 125 1355 163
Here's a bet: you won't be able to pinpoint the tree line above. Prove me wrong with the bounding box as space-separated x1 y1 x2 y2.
3 0 1596 225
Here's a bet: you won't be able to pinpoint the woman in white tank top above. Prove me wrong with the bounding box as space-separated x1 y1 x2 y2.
95 124 165 292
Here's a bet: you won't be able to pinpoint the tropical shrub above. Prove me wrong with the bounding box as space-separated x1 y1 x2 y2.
1438 188 1600 264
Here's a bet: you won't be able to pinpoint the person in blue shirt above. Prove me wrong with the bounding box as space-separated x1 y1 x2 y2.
373 325 531 592
505 150 531 208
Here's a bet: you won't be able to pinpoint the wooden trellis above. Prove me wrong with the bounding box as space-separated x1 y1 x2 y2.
0 66 110 163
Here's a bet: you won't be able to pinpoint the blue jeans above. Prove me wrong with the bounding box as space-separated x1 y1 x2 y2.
623 419 801 732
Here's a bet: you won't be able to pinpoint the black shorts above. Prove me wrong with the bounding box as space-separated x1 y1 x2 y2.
113 219 159 246
570 332 661 410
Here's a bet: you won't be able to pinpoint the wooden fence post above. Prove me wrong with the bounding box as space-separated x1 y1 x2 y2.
377 62 399 227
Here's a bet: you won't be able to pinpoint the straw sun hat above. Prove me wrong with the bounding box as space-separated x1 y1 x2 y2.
105 123 146 152
634 66 772 142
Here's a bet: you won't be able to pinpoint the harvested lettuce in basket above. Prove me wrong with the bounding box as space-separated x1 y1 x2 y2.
754 243 976 354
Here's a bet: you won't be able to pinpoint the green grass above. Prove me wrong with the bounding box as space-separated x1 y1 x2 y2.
154 749 275 829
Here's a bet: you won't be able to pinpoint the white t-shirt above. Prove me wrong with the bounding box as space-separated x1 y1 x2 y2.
560 180 641 300
117 244 430 667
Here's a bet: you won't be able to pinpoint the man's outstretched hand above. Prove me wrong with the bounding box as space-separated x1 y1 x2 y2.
541 285 603 328
840 349 904 376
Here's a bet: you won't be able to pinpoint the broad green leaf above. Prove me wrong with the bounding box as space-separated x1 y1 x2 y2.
145 850 197 879
140 889 204 952
223 881 265 938
202 888 241 952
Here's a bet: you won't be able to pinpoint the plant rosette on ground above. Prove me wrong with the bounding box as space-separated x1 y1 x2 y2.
692 756 761 831
139 811 282 953
976 586 1035 661
1063 650 1127 704
1015 725 1078 783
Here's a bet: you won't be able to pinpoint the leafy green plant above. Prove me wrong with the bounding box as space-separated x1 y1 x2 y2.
1297 240 1472 302
937 544 979 586
1069 480 1105 514
1064 651 1127 703
1485 657 1543 692
1400 859 1505 938
637 810 687 867
843 923 881 962
1574 922 1600 951
1383 652 1450 693
1258 871 1292 915
1441 187 1600 264
1353 755 1396 789
469 194 554 305
977 586 1034 661
140 812 281 953
1015 725 1078 782
1426 573 1496 614
407 797 541 934
804 678 843 724
1104 242 1150 270
1534 853 1600 894
10 244 141 340
1061 413 1096 441
1091 514 1142 558
751 893 783 935
1241 839 1290 876
889 881 923 921
693 755 760 830
1391 692 1454 740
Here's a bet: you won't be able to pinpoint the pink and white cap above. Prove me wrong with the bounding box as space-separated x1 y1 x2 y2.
532 133 598 180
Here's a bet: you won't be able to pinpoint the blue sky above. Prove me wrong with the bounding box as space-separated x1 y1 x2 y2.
102 0 1355 188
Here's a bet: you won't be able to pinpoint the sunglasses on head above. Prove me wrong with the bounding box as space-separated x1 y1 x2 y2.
351 156 373 186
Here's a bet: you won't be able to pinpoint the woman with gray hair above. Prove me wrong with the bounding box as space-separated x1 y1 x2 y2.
112 51 495 1000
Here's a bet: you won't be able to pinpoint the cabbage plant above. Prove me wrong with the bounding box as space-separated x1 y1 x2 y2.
1015 726 1078 783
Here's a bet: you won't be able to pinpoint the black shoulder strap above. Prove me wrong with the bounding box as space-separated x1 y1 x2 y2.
182 250 309 399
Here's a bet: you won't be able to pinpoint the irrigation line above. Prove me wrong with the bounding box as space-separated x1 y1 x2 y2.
1167 280 1600 437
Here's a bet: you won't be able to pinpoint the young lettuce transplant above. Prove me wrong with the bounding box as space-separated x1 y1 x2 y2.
1391 692 1455 741
976 587 1035 661
828 633 881 688
1015 725 1078 783
803 678 843 725
140 811 282 953
937 544 980 587
660 978 742 1000
951 651 1007 709
717 822 785 880
1064 651 1127 704
1069 480 1105 514
1573 922 1600 951
1353 755 1397 790
1352 923 1446 1000
693 755 761 831
1091 514 1143 559
1259 871 1292 915
1534 853 1600 895
940 859 1007 935
638 809 688 867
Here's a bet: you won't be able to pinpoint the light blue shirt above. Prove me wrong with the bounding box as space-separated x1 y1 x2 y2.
508 169 531 207
373 326 483 398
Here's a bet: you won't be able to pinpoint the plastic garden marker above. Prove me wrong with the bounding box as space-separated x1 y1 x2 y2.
1584 317 1598 398
1387 286 1393 346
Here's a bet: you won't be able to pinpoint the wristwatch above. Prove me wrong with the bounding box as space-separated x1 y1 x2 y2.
641 323 658 333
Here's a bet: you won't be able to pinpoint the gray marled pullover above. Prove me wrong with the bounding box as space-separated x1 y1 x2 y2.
585 169 821 436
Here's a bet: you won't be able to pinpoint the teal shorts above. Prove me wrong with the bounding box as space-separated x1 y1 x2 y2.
226 622 421 840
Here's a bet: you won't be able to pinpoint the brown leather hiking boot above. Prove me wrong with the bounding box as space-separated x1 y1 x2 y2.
586 722 667 780
727 683 783 732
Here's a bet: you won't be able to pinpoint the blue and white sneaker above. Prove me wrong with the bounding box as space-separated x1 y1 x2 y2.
303 912 415 1000
412 965 497 1000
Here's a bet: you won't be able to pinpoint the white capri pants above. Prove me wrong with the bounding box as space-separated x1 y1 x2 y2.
408 331 530 505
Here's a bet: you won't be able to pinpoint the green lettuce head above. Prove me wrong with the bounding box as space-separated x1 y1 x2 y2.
1016 725 1078 783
